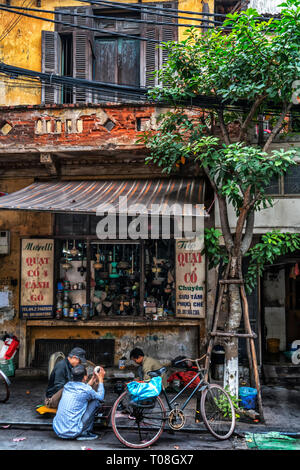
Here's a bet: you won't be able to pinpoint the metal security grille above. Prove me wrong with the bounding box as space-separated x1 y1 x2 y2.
33 339 115 368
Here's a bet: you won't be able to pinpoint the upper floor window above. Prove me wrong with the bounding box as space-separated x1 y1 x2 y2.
41 3 178 104
265 165 300 195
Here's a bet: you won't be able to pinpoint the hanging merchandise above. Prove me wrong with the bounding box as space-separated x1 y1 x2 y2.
94 245 103 270
295 263 300 276
61 241 72 271
110 246 119 278
70 240 79 257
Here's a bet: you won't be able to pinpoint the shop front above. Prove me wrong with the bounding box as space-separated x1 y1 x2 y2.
0 178 208 371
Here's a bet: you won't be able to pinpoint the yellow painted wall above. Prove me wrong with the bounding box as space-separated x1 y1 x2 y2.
0 178 53 340
0 0 214 106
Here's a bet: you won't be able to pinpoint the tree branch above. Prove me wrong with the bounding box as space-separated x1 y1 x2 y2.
263 102 292 152
217 108 231 145
202 165 234 252
241 210 255 255
239 94 266 142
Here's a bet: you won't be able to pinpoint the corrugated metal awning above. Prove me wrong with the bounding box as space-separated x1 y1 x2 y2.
0 179 206 216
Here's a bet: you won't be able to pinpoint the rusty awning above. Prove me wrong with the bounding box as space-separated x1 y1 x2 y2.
0 179 206 216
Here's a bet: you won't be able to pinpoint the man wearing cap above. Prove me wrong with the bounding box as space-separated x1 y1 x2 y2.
53 363 105 441
44 347 87 409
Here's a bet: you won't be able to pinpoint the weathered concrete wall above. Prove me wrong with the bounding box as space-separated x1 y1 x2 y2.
247 0 282 14
27 323 203 367
215 198 300 234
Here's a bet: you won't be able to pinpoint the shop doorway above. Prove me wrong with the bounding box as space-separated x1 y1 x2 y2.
262 258 300 384
285 267 300 347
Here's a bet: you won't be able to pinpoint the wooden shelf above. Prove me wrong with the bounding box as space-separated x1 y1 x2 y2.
25 317 202 327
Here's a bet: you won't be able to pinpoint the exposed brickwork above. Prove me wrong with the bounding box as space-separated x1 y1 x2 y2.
0 104 156 152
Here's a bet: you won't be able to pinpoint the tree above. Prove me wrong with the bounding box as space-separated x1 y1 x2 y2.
140 1 300 396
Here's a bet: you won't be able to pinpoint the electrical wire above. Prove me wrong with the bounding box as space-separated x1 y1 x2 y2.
1 62 299 117
0 3 225 28
0 4 162 43
0 0 34 42
71 0 272 22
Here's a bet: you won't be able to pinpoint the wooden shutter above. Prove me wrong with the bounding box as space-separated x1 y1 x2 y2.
73 31 93 103
142 2 178 87
41 30 60 104
142 6 159 87
94 38 118 84
55 6 94 32
119 39 140 86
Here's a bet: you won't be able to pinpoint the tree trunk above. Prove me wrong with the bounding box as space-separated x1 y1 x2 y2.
223 256 243 397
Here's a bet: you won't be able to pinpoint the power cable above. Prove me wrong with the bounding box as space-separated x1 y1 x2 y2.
0 3 225 28
0 0 34 42
0 5 163 43
0 62 298 116
71 0 272 21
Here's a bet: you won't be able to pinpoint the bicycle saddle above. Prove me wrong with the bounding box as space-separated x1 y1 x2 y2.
148 366 167 377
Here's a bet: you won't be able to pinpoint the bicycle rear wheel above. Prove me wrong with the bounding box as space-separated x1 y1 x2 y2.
201 384 235 440
111 390 166 449
0 371 10 403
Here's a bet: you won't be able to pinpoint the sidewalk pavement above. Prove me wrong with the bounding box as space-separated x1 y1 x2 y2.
1 371 300 436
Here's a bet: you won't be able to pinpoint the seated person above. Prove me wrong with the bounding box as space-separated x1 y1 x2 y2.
53 364 105 441
45 347 87 409
129 347 170 388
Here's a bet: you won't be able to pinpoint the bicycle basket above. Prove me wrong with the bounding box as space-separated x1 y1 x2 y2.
127 376 162 403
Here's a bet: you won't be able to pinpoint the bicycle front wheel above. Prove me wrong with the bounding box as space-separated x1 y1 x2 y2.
111 391 166 449
0 371 10 403
201 384 235 440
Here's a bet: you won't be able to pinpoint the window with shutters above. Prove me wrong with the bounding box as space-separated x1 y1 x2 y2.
41 3 177 104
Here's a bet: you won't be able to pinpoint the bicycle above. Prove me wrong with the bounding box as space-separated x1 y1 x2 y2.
0 369 10 403
111 356 236 449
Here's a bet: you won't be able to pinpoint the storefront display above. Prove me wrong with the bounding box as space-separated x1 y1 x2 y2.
53 238 177 320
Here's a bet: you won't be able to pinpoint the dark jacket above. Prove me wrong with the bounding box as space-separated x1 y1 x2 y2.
46 358 73 398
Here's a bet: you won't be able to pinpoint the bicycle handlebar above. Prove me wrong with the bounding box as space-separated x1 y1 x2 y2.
174 354 206 371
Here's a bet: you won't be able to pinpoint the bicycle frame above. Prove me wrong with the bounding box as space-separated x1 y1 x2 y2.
161 367 208 413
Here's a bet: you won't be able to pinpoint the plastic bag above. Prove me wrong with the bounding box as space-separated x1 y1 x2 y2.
127 377 162 402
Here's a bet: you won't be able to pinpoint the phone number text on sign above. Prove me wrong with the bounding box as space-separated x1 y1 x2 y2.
175 238 205 318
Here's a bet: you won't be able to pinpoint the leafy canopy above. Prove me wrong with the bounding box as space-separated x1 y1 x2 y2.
150 0 300 105
142 112 297 215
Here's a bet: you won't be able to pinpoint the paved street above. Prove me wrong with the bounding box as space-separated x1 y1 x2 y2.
0 426 247 451
1 375 300 452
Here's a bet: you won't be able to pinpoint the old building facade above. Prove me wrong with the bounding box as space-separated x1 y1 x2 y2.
0 0 299 384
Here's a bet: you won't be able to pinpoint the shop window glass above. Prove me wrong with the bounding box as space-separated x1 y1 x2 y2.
284 165 300 194
55 213 89 235
264 175 280 195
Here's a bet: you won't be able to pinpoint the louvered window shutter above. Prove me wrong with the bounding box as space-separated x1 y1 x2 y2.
41 30 60 104
73 31 93 103
142 6 159 87
55 6 94 31
142 2 177 88
55 8 74 32
160 3 178 73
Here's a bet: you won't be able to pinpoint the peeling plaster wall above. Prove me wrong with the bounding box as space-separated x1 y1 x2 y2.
0 178 53 342
28 325 201 367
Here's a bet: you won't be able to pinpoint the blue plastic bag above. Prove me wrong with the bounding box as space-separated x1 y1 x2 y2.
127 377 162 402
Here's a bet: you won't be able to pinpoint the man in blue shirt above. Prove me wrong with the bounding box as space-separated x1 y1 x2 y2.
53 363 105 441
